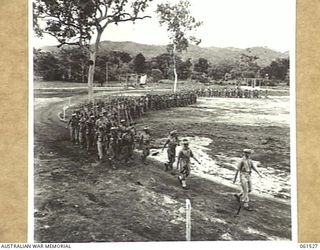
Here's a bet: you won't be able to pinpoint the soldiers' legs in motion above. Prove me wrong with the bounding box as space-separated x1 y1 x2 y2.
167 148 176 171
129 143 135 160
97 141 104 162
141 145 150 164
248 177 252 193
178 164 190 188
115 143 121 161
85 134 91 152
122 146 130 165
79 131 84 148
108 145 117 169
74 127 79 145
240 174 250 208
70 127 75 143
69 127 73 142
105 146 111 168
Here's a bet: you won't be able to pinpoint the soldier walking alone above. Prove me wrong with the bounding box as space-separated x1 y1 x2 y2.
233 149 263 210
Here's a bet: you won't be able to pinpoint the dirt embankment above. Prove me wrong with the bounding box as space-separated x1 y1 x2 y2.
34 94 291 242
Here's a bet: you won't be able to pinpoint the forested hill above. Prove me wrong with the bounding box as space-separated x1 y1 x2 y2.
40 40 289 67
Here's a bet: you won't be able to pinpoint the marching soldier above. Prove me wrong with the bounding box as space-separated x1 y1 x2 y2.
118 120 127 155
78 114 87 148
139 127 151 164
95 126 106 162
162 130 179 171
120 128 132 164
110 126 120 161
177 139 200 189
85 115 95 152
128 125 136 160
67 113 79 144
233 149 263 210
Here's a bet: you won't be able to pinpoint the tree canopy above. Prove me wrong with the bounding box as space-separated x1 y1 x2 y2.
260 58 289 82
34 0 152 50
34 0 152 101
133 53 147 74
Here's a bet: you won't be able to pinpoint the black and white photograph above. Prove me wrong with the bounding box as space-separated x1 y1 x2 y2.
32 0 295 244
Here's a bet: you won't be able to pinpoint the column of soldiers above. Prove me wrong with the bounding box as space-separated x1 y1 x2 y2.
194 86 267 98
66 89 265 195
67 91 197 166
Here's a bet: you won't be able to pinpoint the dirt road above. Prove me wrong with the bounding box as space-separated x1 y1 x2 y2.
34 92 291 242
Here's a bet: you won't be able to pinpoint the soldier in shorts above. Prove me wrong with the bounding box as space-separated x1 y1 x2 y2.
85 115 95 152
110 127 120 161
128 125 136 160
177 139 200 189
67 113 79 143
233 149 263 210
95 126 106 162
120 128 132 164
78 114 87 148
140 127 151 164
162 130 179 171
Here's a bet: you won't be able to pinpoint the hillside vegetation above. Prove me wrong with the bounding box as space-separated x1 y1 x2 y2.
41 40 288 68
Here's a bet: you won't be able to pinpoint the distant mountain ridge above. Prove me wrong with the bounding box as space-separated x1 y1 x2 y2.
40 40 289 67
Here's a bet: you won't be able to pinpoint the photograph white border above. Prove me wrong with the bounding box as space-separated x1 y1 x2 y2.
28 0 298 248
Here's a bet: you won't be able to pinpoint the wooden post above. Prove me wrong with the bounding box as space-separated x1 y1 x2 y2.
186 199 191 241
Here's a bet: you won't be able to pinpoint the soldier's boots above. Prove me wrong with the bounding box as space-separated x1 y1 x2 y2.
234 194 241 203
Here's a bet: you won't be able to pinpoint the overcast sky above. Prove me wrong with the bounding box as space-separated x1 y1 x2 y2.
33 0 295 52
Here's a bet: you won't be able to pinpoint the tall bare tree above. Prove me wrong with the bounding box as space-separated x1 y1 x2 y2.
34 0 152 102
156 0 202 92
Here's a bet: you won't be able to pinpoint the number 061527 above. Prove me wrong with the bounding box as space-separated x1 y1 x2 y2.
300 244 318 249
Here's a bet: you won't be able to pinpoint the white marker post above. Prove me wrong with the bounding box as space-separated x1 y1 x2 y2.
186 199 191 241
63 106 67 121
